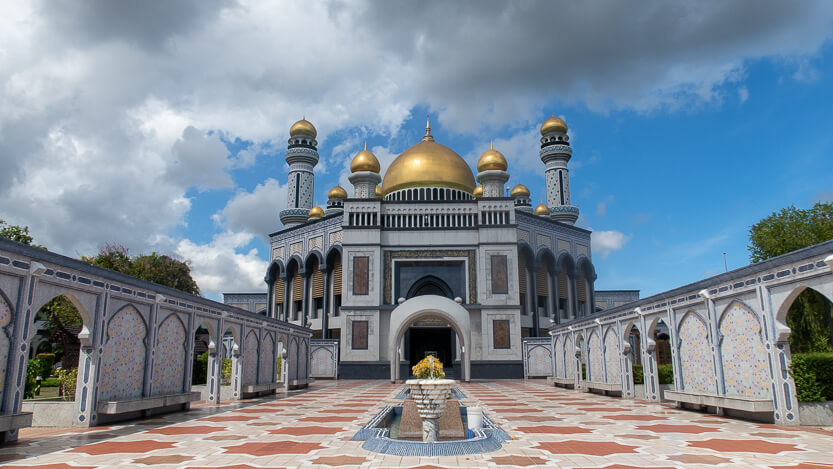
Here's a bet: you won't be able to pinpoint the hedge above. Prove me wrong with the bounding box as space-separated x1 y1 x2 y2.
658 364 674 384
790 352 833 402
632 364 644 384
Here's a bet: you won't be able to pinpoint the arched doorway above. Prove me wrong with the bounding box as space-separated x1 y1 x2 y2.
388 295 471 382
407 275 454 299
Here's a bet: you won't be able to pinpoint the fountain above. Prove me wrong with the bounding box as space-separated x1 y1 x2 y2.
405 356 454 442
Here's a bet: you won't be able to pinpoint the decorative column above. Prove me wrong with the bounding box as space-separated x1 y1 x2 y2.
539 116 579 224
280 118 319 228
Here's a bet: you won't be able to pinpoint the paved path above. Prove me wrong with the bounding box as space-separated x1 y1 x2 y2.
2 380 833 468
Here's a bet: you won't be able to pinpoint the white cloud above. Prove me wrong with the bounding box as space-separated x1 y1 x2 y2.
175 231 269 300
596 202 607 216
167 126 234 190
592 230 630 258
738 86 750 104
1 0 832 295
214 178 287 241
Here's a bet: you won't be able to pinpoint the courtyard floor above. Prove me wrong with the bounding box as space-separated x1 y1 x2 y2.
2 380 833 468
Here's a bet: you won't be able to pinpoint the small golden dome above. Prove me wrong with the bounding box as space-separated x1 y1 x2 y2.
477 141 508 172
381 119 476 195
473 185 483 198
540 115 567 135
350 142 381 173
510 184 530 198
534 203 550 216
375 185 382 198
328 186 347 199
308 205 325 218
290 118 317 138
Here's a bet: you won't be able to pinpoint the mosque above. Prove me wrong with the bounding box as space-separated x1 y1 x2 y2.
245 115 633 380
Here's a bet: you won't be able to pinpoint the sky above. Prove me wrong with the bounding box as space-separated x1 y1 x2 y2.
2 0 833 301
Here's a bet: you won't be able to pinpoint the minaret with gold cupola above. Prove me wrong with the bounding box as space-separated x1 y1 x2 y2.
540 116 579 225
476 142 509 198
348 142 381 198
280 118 319 227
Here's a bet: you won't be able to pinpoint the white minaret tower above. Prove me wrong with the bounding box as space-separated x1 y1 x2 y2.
476 142 509 197
279 118 319 227
348 142 381 198
539 116 579 225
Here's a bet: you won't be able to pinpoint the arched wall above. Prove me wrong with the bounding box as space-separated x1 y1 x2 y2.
388 295 472 382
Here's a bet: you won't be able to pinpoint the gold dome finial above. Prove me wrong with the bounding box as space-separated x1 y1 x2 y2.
477 142 508 172
350 143 381 173
423 114 434 142
540 115 568 135
309 205 325 218
328 186 347 199
290 117 317 138
534 203 550 216
510 184 530 198
375 185 382 198
473 184 483 198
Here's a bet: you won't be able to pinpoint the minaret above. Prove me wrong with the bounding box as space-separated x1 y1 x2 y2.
279 118 319 227
539 116 579 224
326 186 347 214
476 142 509 197
348 142 381 198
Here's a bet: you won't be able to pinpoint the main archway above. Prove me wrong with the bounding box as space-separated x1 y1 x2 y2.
389 295 471 382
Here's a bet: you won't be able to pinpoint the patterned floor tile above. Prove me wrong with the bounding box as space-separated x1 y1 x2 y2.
145 425 226 435
68 440 177 455
687 438 802 453
534 440 640 455
132 455 194 465
667 454 733 464
222 441 325 455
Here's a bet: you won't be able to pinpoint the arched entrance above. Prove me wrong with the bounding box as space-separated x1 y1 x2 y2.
389 295 471 382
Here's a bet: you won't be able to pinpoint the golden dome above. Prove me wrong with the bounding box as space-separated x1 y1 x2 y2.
308 205 325 218
350 143 381 173
290 118 317 138
473 185 483 198
534 203 550 216
510 184 530 198
381 120 476 195
328 186 347 199
375 185 382 198
540 115 567 135
477 142 508 172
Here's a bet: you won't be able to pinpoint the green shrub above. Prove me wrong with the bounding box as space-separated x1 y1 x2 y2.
24 359 41 398
192 352 208 385
276 356 282 378
790 352 833 402
221 358 232 385
632 364 644 384
581 363 587 380
56 368 77 401
35 353 55 378
658 364 674 384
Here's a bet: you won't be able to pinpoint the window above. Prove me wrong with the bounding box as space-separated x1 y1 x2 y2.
490 255 508 294
352 321 368 350
493 320 510 349
353 256 369 295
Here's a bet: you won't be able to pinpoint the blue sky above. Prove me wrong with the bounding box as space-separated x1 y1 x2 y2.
2 1 832 300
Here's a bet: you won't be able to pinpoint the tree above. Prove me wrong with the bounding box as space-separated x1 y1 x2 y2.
748 202 833 263
749 202 833 353
83 244 200 295
0 219 45 248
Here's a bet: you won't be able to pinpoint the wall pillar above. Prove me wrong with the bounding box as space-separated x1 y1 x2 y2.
321 266 330 339
205 320 222 405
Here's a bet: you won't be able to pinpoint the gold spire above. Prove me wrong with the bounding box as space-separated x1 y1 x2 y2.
423 114 434 142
